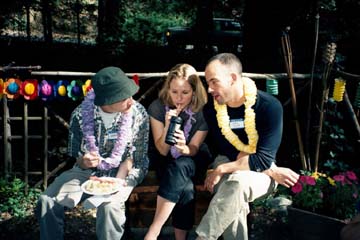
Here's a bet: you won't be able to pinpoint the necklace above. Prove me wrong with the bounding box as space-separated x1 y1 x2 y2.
165 106 194 159
81 90 133 170
214 77 258 154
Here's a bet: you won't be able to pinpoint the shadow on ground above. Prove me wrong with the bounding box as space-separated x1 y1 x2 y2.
0 205 291 240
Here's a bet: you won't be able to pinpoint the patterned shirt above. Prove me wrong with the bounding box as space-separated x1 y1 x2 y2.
68 101 149 183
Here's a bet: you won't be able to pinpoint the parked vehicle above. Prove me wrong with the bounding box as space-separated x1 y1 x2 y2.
164 18 243 53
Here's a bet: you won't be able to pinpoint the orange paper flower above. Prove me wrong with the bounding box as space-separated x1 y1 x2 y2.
4 78 22 99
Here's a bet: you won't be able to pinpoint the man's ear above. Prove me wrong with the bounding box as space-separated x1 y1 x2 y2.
230 72 237 85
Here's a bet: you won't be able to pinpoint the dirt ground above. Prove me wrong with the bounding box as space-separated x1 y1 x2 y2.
0 205 291 240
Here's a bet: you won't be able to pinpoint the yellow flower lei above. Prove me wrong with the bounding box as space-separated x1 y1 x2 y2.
214 77 259 154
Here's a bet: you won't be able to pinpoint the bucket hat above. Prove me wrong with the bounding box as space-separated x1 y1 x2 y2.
92 66 139 106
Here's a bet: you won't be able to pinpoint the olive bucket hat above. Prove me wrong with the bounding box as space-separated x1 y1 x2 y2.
91 66 139 106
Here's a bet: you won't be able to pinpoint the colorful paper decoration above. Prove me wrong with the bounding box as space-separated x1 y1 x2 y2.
0 77 138 102
21 79 39 100
67 80 84 101
54 80 69 100
39 80 54 101
266 79 279 95
332 77 346 102
132 74 140 86
82 79 92 96
4 78 22 99
0 78 3 99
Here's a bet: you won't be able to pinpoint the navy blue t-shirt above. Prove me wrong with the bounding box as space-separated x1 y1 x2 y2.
203 90 283 172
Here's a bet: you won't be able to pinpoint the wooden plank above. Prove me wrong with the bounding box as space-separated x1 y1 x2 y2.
126 170 212 227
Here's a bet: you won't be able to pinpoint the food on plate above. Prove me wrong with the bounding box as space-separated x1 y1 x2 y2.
84 176 120 194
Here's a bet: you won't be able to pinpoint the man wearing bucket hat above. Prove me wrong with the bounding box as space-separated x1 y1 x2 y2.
36 66 149 240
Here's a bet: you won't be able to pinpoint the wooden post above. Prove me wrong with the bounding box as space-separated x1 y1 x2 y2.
3 98 12 175
43 105 49 188
314 43 336 172
281 29 307 170
305 13 320 165
24 101 29 193
344 91 360 138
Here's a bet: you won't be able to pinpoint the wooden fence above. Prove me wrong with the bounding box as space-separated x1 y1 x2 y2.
0 70 313 191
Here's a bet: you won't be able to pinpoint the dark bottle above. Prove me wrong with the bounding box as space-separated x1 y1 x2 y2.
165 116 183 146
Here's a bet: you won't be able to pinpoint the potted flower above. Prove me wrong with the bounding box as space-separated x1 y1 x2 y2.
276 170 360 240
291 171 359 219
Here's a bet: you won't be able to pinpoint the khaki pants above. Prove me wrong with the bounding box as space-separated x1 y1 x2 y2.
196 156 277 240
36 164 136 240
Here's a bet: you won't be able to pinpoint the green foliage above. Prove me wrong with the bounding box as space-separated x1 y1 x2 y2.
321 99 355 169
97 0 196 54
120 0 195 47
0 177 40 219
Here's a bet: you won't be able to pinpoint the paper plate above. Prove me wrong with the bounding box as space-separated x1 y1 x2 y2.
81 177 122 196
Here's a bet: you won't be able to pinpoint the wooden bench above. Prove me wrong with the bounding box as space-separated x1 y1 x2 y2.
126 170 212 228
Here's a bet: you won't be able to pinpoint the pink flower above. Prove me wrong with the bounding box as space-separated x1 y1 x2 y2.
304 176 316 186
346 171 357 181
298 175 316 185
291 182 303 193
299 175 307 183
333 174 345 183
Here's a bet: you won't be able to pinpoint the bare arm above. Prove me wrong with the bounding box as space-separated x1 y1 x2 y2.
150 116 171 156
115 158 134 185
263 166 299 188
204 152 249 192
204 151 299 192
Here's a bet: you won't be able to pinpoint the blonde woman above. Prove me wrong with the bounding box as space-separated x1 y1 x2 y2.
145 63 211 240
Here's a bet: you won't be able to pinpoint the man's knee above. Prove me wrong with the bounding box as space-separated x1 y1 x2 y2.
37 194 53 210
35 194 57 220
98 201 126 218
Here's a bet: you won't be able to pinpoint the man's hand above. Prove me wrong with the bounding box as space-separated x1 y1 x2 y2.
265 166 299 188
204 169 223 193
78 152 100 169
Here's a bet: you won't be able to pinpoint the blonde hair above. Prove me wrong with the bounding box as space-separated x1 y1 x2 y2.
159 63 207 112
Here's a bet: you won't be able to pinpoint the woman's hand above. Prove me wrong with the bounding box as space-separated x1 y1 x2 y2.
164 108 178 128
173 129 189 154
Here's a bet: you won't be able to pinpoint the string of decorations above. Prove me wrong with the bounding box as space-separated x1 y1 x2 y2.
266 78 279 95
332 77 346 102
0 75 139 101
1 74 359 106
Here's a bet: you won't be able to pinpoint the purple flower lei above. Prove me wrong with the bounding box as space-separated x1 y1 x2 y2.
81 90 133 170
165 106 195 159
